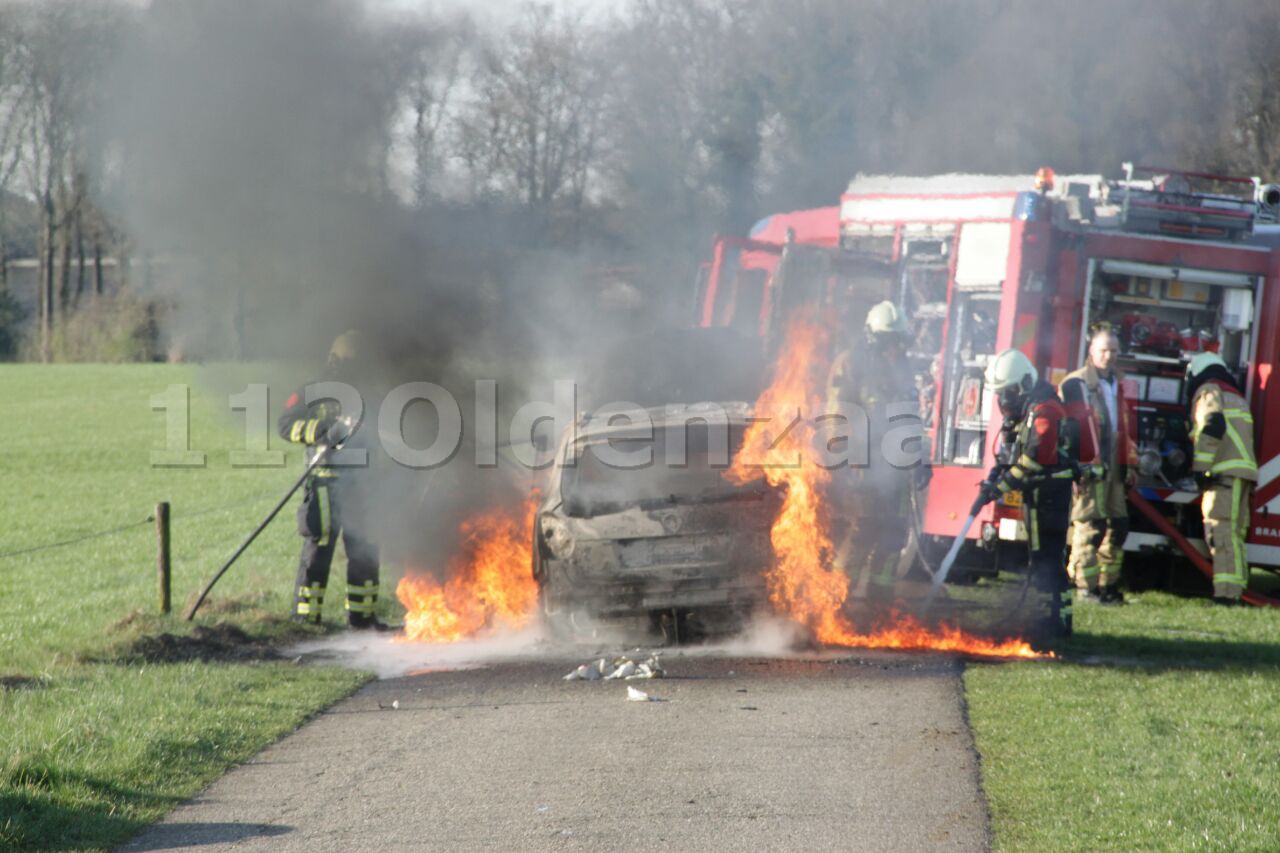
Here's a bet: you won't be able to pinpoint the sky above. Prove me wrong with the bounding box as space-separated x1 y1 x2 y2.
370 0 623 25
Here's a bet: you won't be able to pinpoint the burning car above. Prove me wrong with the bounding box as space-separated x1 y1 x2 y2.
533 403 780 643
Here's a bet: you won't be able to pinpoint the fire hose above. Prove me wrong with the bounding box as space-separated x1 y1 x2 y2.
1126 489 1280 608
184 439 343 621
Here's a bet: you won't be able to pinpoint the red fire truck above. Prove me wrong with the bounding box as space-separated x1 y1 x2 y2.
696 165 1280 601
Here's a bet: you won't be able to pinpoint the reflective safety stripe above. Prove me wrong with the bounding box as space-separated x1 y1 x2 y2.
289 420 305 442
1211 459 1257 476
1009 465 1026 480
1028 508 1040 551
1223 423 1257 473
298 583 325 600
316 487 331 547
345 599 377 613
348 581 378 597
1214 573 1246 586
1017 453 1043 472
1195 452 1215 463
304 418 321 444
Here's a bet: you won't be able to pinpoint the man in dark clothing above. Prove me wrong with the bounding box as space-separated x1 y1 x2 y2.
278 330 387 629
975 349 1078 644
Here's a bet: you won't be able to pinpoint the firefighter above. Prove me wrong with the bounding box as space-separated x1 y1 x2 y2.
1185 352 1257 605
1061 328 1137 604
827 300 919 601
976 349 1077 642
279 330 388 629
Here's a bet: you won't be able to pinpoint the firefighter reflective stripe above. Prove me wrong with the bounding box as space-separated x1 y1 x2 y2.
1027 507 1040 551
1219 416 1257 476
316 487 331 547
289 420 305 442
1016 453 1043 473
1193 386 1257 481
1215 478 1249 588
304 418 321 444
296 583 325 615
1211 458 1258 476
346 581 379 614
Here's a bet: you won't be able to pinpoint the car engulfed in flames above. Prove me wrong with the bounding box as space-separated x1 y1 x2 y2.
533 404 779 642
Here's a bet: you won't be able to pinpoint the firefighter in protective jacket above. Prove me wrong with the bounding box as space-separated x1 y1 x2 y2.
1185 352 1257 603
977 349 1077 641
278 330 386 629
826 300 920 600
1060 328 1137 604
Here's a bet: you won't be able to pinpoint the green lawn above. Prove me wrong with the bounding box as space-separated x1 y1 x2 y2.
967 592 1280 851
1 364 375 850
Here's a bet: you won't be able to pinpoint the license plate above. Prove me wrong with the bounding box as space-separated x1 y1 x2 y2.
1001 490 1023 508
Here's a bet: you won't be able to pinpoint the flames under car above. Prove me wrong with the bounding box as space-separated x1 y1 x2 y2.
533 406 780 642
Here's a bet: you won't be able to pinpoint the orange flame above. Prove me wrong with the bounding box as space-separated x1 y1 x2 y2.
395 495 540 643
729 309 1045 660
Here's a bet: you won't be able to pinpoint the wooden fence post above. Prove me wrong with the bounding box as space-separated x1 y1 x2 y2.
156 502 171 614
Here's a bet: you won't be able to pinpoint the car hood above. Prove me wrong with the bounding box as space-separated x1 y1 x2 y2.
547 492 778 541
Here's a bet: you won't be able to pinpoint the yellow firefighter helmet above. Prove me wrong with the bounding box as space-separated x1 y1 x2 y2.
864 300 909 338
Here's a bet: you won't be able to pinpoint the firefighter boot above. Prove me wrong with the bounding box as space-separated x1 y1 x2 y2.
1099 584 1125 605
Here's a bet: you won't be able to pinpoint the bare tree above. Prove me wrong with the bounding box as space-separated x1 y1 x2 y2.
14 0 128 360
0 10 31 291
455 4 610 231
394 15 473 209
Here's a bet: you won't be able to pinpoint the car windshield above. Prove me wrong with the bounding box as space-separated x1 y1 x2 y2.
561 423 755 517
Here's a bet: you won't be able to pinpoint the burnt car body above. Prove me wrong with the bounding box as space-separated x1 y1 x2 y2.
533 403 779 642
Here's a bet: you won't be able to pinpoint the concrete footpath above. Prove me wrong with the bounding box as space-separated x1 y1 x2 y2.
122 652 990 852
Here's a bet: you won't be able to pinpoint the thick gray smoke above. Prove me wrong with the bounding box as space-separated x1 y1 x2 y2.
104 0 533 573
100 0 750 582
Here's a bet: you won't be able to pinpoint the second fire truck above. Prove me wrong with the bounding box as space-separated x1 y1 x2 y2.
696 164 1280 602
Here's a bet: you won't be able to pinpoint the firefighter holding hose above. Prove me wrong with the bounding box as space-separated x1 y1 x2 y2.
974 349 1077 641
279 330 389 629
1185 352 1257 604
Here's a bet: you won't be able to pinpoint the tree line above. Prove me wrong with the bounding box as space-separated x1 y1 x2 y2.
1 0 1278 361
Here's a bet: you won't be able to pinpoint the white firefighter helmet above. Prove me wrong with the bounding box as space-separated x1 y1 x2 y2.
864 301 909 338
1185 351 1227 382
984 349 1037 395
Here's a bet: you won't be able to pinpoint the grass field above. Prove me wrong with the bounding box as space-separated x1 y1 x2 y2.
1 364 374 850
966 593 1280 851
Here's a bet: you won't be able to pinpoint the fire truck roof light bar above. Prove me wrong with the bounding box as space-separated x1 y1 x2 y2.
1097 260 1255 288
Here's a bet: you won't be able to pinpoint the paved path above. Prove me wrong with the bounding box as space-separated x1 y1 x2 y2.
122 651 989 851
